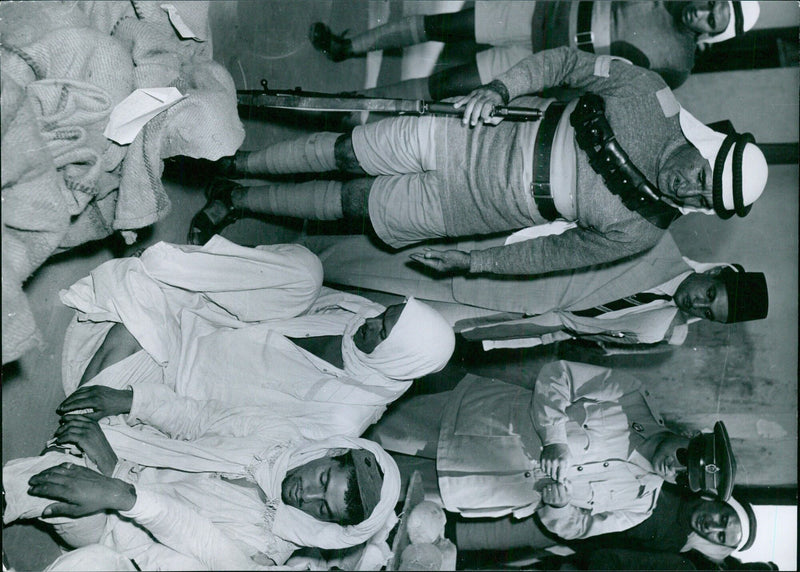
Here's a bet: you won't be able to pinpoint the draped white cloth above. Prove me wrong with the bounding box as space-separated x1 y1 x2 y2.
59 236 451 439
104 432 402 553
680 497 751 562
677 106 768 215
252 436 400 550
345 297 455 381
40 235 427 560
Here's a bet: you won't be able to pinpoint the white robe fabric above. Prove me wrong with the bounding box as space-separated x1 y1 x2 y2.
4 438 400 570
59 236 422 439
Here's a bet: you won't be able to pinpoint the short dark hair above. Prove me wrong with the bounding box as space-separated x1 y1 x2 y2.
332 451 365 526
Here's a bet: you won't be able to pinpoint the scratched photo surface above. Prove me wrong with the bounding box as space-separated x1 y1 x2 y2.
2 1 796 570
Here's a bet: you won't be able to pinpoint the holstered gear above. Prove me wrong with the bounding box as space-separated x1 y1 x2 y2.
570 94 680 229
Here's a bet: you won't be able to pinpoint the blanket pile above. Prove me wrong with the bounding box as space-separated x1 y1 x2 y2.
1 0 245 363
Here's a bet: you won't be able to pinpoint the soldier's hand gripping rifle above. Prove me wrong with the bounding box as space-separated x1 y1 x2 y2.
237 80 543 121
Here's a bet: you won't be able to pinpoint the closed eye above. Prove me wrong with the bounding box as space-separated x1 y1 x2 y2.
320 503 331 520
321 467 330 488
708 2 716 28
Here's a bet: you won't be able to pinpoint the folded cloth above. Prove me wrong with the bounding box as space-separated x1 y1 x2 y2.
0 1 244 363
1 71 70 363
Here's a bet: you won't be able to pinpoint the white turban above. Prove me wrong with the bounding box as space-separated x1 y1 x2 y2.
678 106 768 217
698 2 760 46
342 297 455 381
251 435 401 550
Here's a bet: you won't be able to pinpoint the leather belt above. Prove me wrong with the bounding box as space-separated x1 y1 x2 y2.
531 101 567 221
575 1 595 53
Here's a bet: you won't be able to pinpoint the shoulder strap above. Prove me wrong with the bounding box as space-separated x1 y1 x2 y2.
571 94 680 229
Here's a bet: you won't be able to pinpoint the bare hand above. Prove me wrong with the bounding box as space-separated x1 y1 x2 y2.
452 86 505 127
53 415 118 476
541 443 572 483
541 481 571 508
28 463 136 518
57 386 133 420
409 249 471 274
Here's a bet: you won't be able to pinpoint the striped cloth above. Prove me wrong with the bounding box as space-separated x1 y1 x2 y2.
572 292 672 318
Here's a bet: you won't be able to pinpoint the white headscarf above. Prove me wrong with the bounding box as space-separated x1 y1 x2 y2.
250 435 401 550
727 496 754 553
103 424 401 552
342 297 455 382
680 496 754 561
697 2 760 46
677 106 768 216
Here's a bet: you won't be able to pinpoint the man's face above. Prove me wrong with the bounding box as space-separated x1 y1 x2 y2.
658 143 714 210
281 456 352 523
674 270 729 322
651 433 690 483
681 1 731 35
691 500 742 547
353 303 406 354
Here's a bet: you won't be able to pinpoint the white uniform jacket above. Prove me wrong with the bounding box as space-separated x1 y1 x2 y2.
437 361 669 540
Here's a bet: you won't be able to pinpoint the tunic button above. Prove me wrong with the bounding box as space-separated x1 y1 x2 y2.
583 424 589 429
525 471 531 478
577 466 584 471
603 462 609 467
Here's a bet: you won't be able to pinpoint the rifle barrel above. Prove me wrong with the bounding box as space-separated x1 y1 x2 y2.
237 89 542 121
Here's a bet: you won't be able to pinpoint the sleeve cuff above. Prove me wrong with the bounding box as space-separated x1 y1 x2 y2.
541 503 572 516
485 80 510 105
468 250 493 274
127 383 171 424
119 486 150 520
539 503 573 523
542 423 568 445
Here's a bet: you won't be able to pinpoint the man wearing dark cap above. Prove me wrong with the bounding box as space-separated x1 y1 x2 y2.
368 361 738 547
547 263 769 352
685 421 736 501
304 232 769 353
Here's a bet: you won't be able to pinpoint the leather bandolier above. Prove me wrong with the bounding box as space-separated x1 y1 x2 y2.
570 94 681 229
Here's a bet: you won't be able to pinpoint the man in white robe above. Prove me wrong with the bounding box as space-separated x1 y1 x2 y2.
4 428 402 570
57 234 455 439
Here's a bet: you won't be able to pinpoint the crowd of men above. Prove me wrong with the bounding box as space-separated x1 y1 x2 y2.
3 1 780 570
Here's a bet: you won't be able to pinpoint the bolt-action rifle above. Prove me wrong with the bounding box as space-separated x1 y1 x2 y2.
237 80 543 121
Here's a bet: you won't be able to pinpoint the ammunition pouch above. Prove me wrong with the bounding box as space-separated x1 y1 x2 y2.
570 94 680 229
